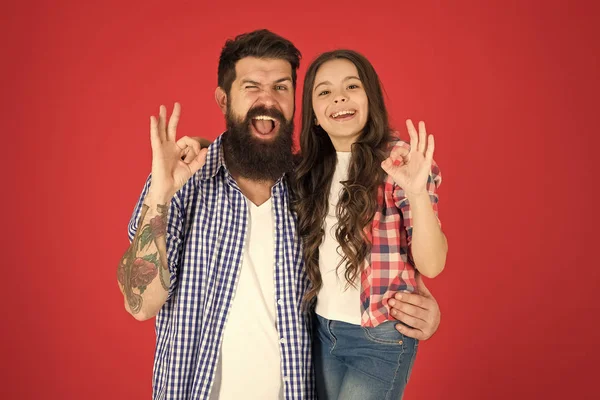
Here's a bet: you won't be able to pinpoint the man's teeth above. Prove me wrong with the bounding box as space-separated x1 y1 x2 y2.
253 115 276 121
332 110 356 118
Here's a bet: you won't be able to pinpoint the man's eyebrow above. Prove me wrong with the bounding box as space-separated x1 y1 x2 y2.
241 77 292 85
274 77 292 84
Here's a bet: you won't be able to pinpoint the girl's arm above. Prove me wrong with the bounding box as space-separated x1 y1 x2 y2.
381 120 448 278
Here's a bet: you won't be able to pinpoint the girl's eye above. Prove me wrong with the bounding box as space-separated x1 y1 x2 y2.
318 90 330 96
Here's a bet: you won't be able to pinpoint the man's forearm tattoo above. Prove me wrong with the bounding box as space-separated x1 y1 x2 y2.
117 203 170 314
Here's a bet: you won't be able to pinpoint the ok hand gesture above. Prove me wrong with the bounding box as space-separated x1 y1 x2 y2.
148 103 208 202
381 120 434 196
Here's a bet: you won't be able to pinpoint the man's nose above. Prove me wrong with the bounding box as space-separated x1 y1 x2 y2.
257 89 277 106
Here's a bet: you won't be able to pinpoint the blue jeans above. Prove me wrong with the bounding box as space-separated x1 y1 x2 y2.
313 313 418 400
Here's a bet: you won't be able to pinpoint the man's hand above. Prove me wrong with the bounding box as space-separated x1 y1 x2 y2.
388 273 441 340
148 103 208 202
189 137 213 150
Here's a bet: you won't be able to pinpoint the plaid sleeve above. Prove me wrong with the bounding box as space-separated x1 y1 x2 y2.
127 174 185 300
392 144 442 245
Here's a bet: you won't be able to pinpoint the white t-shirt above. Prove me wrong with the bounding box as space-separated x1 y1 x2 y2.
210 197 283 399
315 152 362 325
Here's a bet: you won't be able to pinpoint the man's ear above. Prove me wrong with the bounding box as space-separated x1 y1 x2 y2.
215 87 227 115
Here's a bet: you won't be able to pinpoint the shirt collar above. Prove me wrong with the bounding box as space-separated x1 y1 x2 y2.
199 132 227 181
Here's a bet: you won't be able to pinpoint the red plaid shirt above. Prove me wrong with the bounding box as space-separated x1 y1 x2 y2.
360 140 442 327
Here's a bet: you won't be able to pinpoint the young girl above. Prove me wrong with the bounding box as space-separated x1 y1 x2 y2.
294 50 447 399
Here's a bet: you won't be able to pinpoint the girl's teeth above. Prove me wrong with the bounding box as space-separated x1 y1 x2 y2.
333 111 355 118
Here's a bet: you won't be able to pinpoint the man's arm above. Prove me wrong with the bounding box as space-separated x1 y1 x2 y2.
388 273 441 340
118 196 171 321
117 103 207 321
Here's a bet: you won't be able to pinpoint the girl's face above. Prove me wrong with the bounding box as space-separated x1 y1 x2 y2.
312 58 369 151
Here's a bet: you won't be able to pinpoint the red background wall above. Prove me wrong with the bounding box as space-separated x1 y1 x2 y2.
1 0 598 398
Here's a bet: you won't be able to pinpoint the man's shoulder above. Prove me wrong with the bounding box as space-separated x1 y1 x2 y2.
195 132 226 181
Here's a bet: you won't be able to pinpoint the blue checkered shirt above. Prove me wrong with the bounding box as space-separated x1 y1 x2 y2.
127 134 314 399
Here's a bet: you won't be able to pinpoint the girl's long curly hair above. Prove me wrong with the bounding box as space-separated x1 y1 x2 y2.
293 50 395 306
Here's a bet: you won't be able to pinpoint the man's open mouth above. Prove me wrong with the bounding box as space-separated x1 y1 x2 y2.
251 115 279 135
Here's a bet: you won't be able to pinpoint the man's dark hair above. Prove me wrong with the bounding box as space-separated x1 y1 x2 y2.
218 29 301 95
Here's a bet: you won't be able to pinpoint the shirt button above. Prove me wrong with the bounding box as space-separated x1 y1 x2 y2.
277 299 283 305
279 337 286 344
278 224 283 229
276 262 282 268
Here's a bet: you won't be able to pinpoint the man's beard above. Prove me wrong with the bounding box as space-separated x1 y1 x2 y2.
223 104 295 182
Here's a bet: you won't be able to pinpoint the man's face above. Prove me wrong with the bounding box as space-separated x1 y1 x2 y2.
228 56 295 137
221 57 296 182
